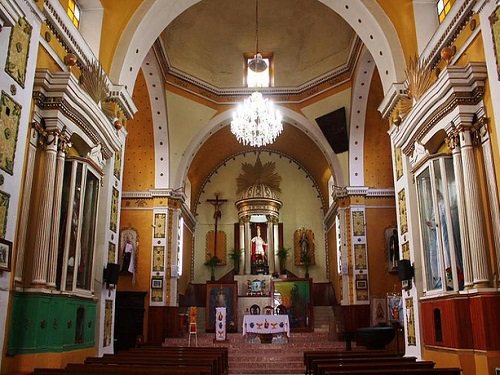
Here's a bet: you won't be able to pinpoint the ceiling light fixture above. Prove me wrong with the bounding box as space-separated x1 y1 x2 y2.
230 0 282 147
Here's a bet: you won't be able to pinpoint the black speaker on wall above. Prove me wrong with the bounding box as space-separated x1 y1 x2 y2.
397 259 414 281
104 263 120 285
315 107 348 153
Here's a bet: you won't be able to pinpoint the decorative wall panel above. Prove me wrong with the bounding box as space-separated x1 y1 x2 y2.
114 148 122 180
154 213 166 238
152 246 165 272
110 187 119 232
5 17 32 87
394 147 403 180
0 190 10 237
108 242 116 263
405 298 416 345
398 189 408 234
352 211 365 236
354 244 367 270
0 92 21 174
103 300 113 347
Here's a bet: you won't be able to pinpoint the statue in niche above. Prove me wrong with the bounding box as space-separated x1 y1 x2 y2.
251 223 268 275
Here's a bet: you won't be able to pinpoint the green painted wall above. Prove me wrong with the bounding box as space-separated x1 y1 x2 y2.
8 293 96 355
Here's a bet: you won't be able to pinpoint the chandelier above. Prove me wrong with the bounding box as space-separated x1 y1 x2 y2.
230 0 283 147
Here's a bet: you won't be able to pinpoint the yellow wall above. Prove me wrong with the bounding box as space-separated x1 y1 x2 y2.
99 0 142 73
123 69 155 191
364 70 393 188
377 0 418 61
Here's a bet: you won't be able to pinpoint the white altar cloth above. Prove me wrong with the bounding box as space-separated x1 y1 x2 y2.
242 315 290 337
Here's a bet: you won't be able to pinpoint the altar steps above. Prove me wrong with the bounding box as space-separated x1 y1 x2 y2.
164 329 348 374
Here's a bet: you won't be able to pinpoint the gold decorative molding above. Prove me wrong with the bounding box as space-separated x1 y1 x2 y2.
79 60 109 105
236 156 281 195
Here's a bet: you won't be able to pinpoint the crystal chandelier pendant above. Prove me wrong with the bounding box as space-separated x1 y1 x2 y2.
231 92 283 147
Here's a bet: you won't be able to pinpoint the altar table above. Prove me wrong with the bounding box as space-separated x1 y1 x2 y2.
242 315 290 337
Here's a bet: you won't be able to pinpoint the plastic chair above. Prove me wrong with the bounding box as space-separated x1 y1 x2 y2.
188 306 198 346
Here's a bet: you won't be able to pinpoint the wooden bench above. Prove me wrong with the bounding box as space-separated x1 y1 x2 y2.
304 350 402 375
34 364 208 375
311 356 419 375
315 360 435 375
322 368 461 375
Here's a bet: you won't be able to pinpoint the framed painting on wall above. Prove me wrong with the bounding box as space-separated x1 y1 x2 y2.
206 281 237 333
272 278 313 332
0 238 12 271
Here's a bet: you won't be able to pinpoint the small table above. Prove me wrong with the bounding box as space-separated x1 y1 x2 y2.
242 315 290 337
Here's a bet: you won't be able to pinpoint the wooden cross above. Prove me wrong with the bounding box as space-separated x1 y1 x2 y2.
207 193 227 259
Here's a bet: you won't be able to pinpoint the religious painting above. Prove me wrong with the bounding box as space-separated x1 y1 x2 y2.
0 190 10 237
352 210 365 236
294 227 315 266
109 187 119 232
0 238 12 272
205 230 226 266
371 297 387 326
1 92 22 175
153 213 166 238
405 297 416 346
272 279 312 332
354 244 367 270
113 148 122 180
107 242 116 263
387 293 404 326
103 300 113 347
402 241 410 260
151 287 163 302
395 147 403 180
206 281 237 333
490 6 500 80
398 189 408 234
355 274 369 301
152 246 165 272
6 17 32 87
385 227 399 271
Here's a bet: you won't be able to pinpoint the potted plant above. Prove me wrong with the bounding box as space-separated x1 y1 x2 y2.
300 248 312 279
204 255 220 281
229 248 242 274
277 247 290 275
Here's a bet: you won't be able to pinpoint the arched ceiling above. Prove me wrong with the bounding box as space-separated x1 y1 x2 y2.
187 123 332 212
159 0 356 88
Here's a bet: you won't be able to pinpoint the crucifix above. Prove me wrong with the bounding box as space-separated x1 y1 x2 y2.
207 193 227 259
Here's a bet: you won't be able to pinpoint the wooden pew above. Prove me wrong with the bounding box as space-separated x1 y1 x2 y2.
315 360 435 375
311 356 418 375
67 363 211 375
323 368 461 375
304 350 402 375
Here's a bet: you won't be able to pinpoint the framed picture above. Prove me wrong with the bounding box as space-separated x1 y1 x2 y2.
371 297 388 326
356 279 368 290
0 238 12 271
151 277 163 289
272 278 313 332
206 281 237 333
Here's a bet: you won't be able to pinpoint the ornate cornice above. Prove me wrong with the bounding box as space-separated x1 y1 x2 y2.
332 187 395 199
32 70 123 159
153 37 362 104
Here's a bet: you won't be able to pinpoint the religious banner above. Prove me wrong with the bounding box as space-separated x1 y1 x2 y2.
6 17 32 87
0 92 22 175
215 307 226 341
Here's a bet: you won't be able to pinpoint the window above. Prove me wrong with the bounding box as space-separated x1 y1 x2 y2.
245 53 273 88
56 158 100 293
436 0 455 24
67 0 81 28
415 156 464 293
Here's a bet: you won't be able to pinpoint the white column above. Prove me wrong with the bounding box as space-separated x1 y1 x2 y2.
31 133 59 286
239 222 245 275
450 134 473 288
46 138 68 288
266 219 275 274
274 224 280 273
14 126 39 283
244 219 251 275
459 128 490 287
479 121 500 278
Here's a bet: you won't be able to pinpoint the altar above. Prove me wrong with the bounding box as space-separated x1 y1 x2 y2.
242 314 290 337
